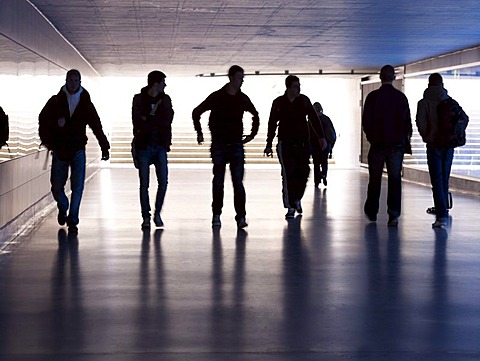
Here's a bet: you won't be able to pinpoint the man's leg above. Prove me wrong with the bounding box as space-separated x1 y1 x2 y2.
153 146 168 224
427 147 448 220
290 144 310 206
68 150 86 227
441 148 454 209
211 144 227 217
50 152 70 224
364 146 386 221
385 146 404 220
136 148 152 220
310 141 322 186
229 143 246 221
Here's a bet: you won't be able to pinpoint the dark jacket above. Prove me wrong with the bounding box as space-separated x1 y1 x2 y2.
39 86 110 159
266 93 325 147
192 84 259 144
132 87 174 149
415 85 468 147
362 84 412 149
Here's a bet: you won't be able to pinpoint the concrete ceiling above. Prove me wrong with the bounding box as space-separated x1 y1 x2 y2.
28 0 480 77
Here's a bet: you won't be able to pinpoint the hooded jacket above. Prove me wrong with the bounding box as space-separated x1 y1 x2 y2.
416 85 453 147
132 86 174 149
39 86 110 159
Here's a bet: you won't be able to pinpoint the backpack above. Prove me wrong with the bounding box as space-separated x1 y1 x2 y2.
321 114 337 146
0 106 8 148
437 97 468 147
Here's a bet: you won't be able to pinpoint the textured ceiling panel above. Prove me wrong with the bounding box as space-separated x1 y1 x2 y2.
29 0 480 76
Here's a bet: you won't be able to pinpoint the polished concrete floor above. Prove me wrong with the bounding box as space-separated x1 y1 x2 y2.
0 166 479 361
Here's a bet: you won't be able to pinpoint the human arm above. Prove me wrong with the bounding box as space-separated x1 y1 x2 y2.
38 96 58 149
86 101 110 160
192 94 214 144
264 98 280 157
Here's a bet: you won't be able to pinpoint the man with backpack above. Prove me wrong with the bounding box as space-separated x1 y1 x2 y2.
416 73 469 228
312 102 336 187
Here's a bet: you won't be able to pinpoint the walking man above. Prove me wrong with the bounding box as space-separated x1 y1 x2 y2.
39 69 110 234
362 65 412 227
132 70 174 230
416 73 468 228
264 75 326 219
312 102 336 187
192 65 259 228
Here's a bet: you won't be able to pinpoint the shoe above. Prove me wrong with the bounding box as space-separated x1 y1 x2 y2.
154 212 164 227
57 212 67 226
387 217 398 227
68 224 78 234
141 217 151 230
365 211 377 222
212 215 221 227
322 176 327 186
294 200 302 214
285 208 295 219
432 218 447 228
426 206 436 214
236 217 248 229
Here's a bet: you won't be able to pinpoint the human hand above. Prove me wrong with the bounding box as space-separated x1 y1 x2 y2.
101 149 110 161
197 133 204 145
58 117 66 127
263 146 273 157
242 134 254 144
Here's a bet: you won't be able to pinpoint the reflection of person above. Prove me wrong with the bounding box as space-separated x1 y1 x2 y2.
132 71 174 230
362 65 412 227
415 73 468 228
39 69 110 234
192 65 259 228
264 75 326 219
312 102 336 187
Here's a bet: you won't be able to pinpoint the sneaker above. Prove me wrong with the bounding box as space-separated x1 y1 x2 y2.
387 217 398 227
285 208 295 219
322 176 327 186
57 212 67 226
141 217 151 230
212 215 221 227
294 200 303 214
432 218 447 228
236 217 248 229
154 212 164 227
68 224 78 234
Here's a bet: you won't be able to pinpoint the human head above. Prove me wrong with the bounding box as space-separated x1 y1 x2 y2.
428 73 443 86
147 70 166 88
313 102 323 114
228 65 244 91
285 75 301 99
379 65 395 83
65 69 81 94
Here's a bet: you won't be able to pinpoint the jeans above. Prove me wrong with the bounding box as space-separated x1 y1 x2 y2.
51 150 86 226
135 146 168 218
427 147 454 219
210 143 246 220
312 142 332 184
364 145 404 219
277 141 311 208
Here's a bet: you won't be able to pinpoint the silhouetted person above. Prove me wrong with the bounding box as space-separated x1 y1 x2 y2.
264 75 326 219
39 69 110 234
362 65 412 227
132 70 174 230
312 102 336 187
0 105 8 148
415 73 468 228
192 65 259 228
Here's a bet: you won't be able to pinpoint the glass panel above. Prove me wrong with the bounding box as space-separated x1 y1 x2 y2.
0 34 65 161
405 67 480 179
